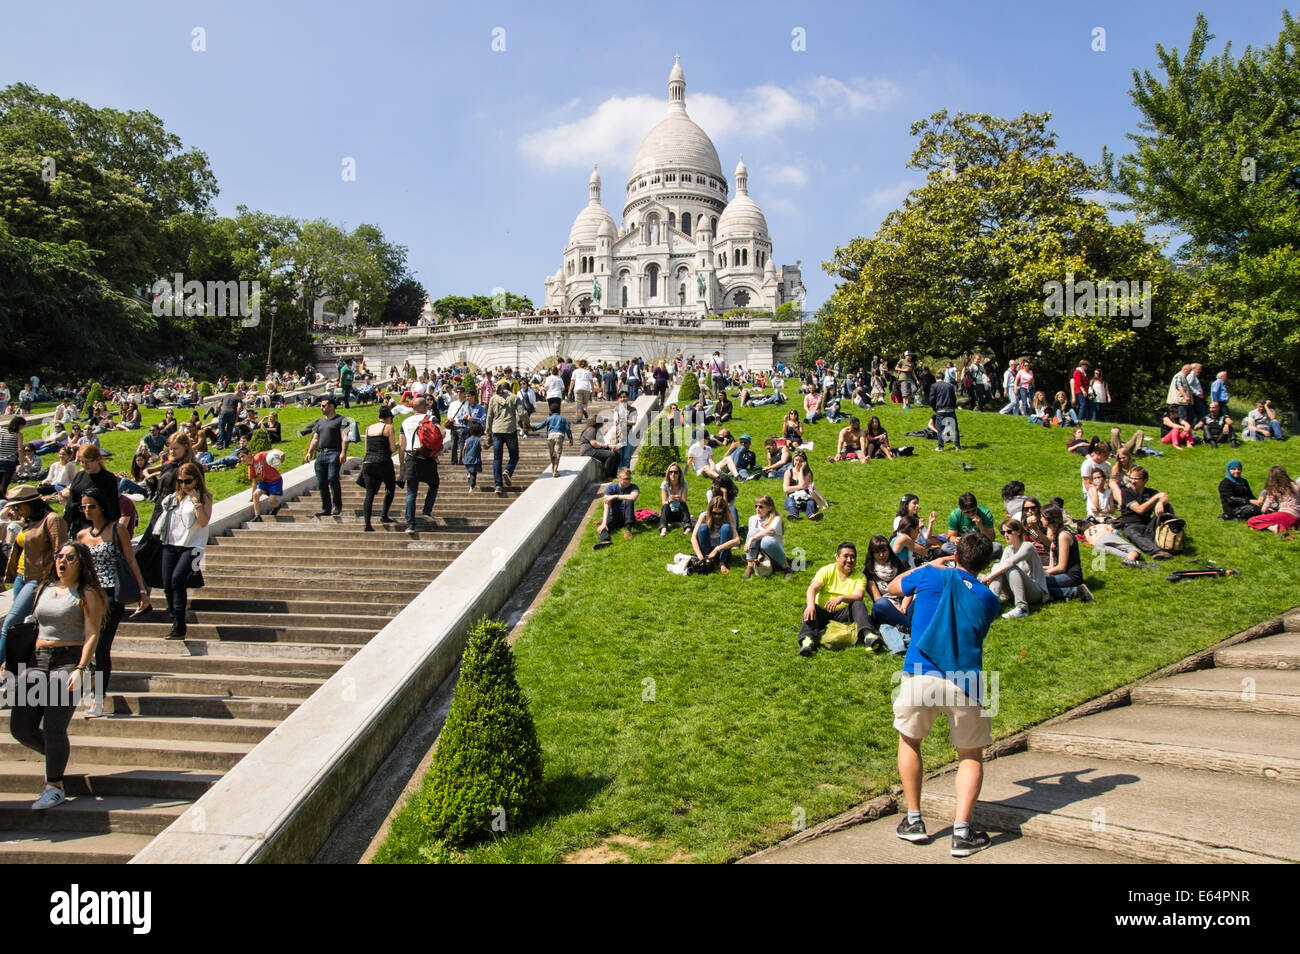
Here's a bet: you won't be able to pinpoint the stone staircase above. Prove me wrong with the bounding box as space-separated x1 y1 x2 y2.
752 612 1300 864
0 423 585 863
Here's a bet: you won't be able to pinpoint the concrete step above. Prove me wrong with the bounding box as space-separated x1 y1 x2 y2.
749 814 1143 864
1130 667 1300 716
0 791 189 836
110 669 325 699
193 582 424 602
1285 612 1300 632
114 621 375 645
125 609 394 630
214 533 478 551
227 526 489 542
203 547 454 566
187 596 401 617
1029 704 1300 781
93 691 302 721
1216 634 1300 671
0 710 276 744
111 636 359 662
111 652 343 680
196 564 446 583
0 761 219 800
0 829 155 863
0 735 253 771
919 749 1299 863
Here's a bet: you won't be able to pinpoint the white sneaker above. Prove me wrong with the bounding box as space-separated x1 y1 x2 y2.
660 527 667 537
32 785 66 810
1076 584 1095 603
85 694 105 718
1002 607 1029 619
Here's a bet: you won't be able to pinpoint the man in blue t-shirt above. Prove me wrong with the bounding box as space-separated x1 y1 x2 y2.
888 533 1000 857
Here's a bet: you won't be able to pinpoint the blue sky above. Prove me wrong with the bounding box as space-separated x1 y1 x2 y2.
0 0 1289 311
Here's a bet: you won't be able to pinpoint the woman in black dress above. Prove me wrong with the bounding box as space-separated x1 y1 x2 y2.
361 406 401 531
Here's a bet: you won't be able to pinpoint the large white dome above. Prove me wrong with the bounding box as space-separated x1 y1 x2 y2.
567 163 616 246
629 57 723 181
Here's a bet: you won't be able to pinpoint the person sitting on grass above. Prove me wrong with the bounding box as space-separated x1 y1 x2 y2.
706 475 740 534
1081 520 1146 567
894 495 944 549
1161 405 1195 448
1108 425 1145 459
1244 398 1284 441
692 494 740 574
686 430 719 480
1066 427 1092 455
944 492 999 557
890 513 938 568
1053 391 1078 428
717 434 758 481
829 417 864 462
760 437 792 479
783 452 821 520
1199 401 1236 449
659 463 692 537
864 416 894 459
743 495 793 579
1219 460 1263 521
980 519 1049 618
803 386 824 424
798 542 871 656
713 391 733 424
864 534 912 635
1116 466 1175 560
593 466 640 550
1246 465 1300 534
1085 468 1118 523
1040 505 1094 602
783 410 804 444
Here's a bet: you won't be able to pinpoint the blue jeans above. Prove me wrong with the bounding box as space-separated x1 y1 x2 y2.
1016 387 1031 416
1075 394 1091 422
935 408 960 449
627 378 639 400
118 477 149 496
218 410 236 448
0 574 40 661
314 450 342 511
695 522 735 566
492 432 519 488
745 533 786 568
784 494 817 518
404 462 439 527
872 597 911 629
160 544 198 631
1046 571 1080 601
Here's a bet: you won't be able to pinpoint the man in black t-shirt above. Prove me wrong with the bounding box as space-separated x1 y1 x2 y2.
1117 466 1174 558
592 467 640 549
305 397 350 515
929 377 962 451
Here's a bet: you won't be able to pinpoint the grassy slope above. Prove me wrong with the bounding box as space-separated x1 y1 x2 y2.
376 392 1299 864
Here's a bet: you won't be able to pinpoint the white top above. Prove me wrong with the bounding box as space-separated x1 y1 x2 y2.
544 375 564 399
1081 457 1112 495
572 368 594 392
400 412 430 451
47 461 77 486
162 496 209 551
686 442 712 474
747 513 783 546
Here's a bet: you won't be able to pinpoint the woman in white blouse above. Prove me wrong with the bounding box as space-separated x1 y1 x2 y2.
159 462 212 640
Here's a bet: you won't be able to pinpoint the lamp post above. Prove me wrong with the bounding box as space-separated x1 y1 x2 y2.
264 299 279 377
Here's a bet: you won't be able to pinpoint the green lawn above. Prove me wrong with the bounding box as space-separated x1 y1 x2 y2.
15 402 381 524
376 390 1299 864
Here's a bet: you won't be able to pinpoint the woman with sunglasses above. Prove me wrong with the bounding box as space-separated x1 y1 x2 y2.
864 534 911 627
744 495 793 578
782 410 803 444
783 452 821 520
75 489 150 716
980 519 1050 618
9 540 106 809
692 495 740 574
1 486 69 670
159 463 212 640
1041 505 1094 602
659 463 692 536
1019 498 1051 553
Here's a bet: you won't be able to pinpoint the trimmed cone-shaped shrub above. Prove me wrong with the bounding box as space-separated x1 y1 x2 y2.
636 415 681 476
247 428 274 455
678 371 700 403
81 382 104 416
417 617 544 847
198 381 214 397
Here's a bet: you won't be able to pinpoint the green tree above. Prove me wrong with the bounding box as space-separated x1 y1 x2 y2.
1106 11 1300 403
416 618 544 848
823 110 1178 406
381 275 428 325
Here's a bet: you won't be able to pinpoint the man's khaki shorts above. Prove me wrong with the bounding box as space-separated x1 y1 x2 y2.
893 673 992 750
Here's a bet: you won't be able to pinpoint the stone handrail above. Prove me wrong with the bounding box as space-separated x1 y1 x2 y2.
357 313 781 340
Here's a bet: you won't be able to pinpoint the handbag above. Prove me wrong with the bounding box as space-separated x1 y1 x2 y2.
1154 515 1186 554
133 504 170 590
187 550 205 590
114 535 140 604
4 584 43 671
821 619 857 650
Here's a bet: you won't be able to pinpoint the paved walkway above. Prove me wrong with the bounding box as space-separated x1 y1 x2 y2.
749 611 1300 864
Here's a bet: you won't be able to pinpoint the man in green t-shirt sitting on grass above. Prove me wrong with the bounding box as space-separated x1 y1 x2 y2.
942 492 1001 558
798 542 873 656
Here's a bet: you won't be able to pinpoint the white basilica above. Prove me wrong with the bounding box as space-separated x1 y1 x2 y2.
543 58 803 316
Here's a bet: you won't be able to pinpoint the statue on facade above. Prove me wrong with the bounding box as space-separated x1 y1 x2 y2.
696 272 706 299
592 278 602 305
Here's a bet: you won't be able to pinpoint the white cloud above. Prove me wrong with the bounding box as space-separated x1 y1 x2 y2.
862 179 917 211
519 75 899 168
767 164 809 188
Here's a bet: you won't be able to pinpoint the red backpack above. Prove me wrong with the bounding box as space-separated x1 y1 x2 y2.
415 414 444 456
